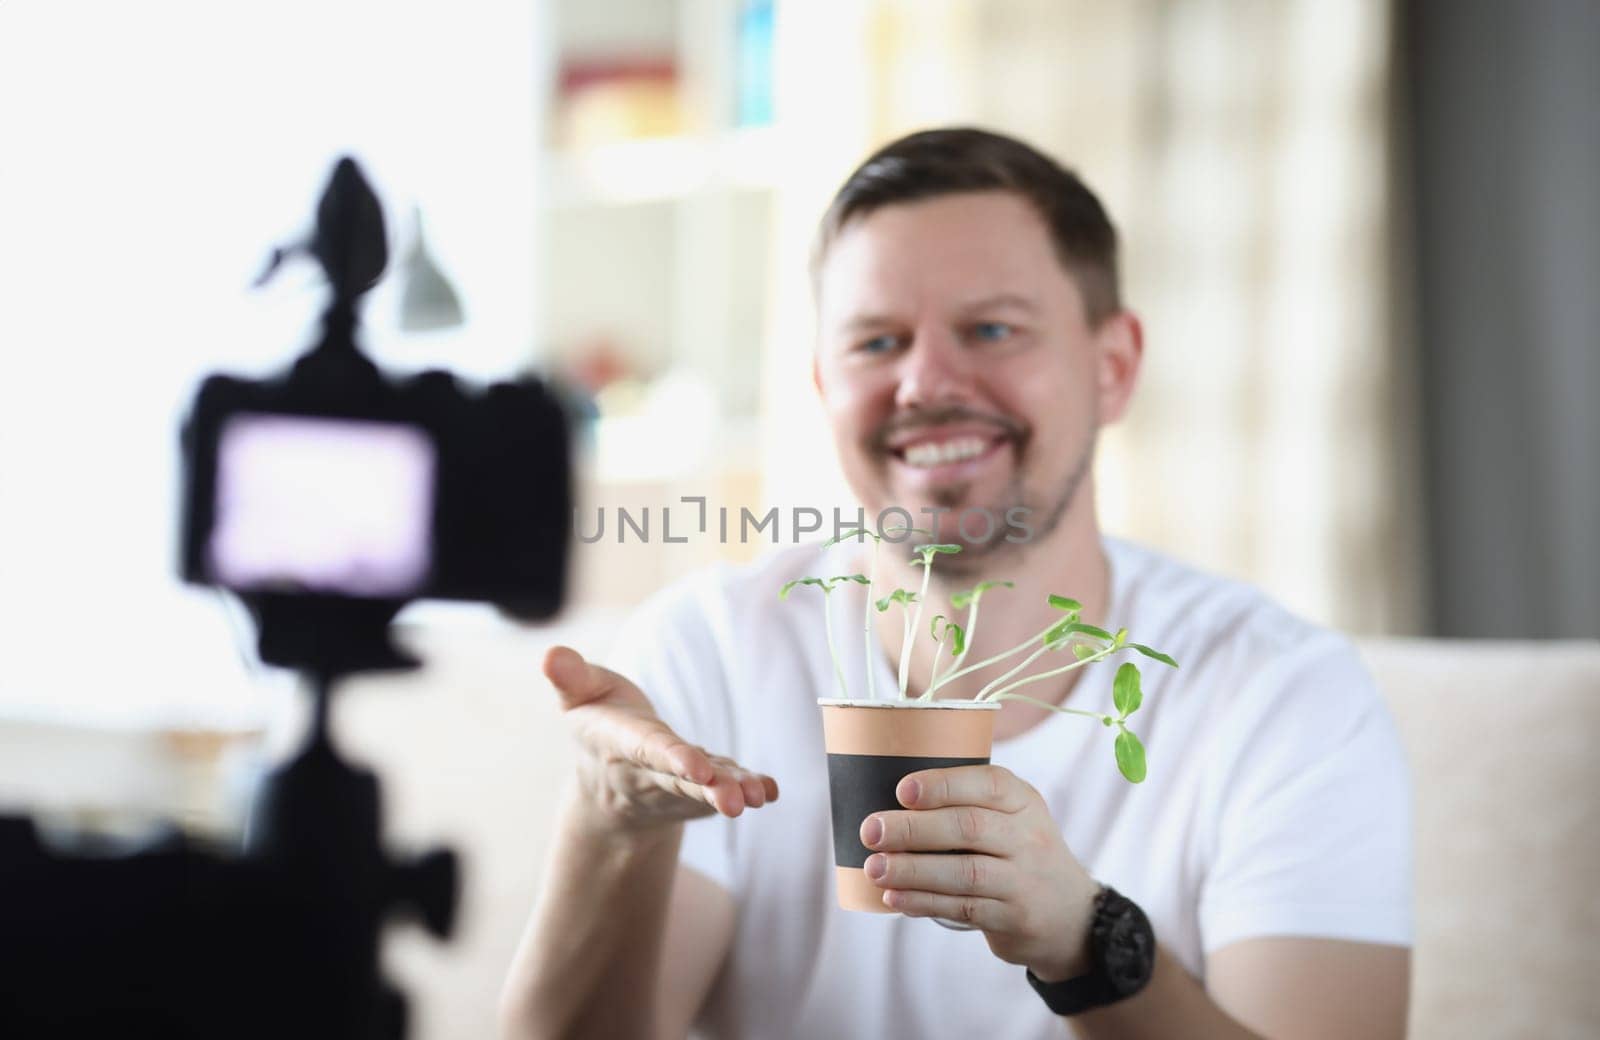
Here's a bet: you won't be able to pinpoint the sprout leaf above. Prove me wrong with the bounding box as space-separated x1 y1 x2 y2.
1114 727 1147 783
822 526 871 547
1067 622 1113 642
779 577 833 598
1112 662 1142 717
954 579 1014 609
1130 643 1179 668
913 543 963 566
875 589 916 612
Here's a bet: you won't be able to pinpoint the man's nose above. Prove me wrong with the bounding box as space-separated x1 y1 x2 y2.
893 328 975 411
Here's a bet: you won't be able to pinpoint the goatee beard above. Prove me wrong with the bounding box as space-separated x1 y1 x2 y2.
926 432 1096 577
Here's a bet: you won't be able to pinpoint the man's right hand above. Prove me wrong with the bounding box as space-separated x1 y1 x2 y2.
543 645 779 833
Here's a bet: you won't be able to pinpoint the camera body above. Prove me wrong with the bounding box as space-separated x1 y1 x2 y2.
177 157 571 672
179 344 571 622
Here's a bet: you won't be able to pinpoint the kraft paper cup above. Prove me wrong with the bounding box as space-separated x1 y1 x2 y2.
817 698 1001 913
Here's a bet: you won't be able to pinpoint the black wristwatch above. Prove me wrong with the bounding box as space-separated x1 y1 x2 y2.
1026 885 1156 1016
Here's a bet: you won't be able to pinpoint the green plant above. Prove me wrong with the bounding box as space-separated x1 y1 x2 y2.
780 529 1178 783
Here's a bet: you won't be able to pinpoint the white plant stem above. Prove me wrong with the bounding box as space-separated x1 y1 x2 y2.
863 534 881 701
895 609 914 700
899 559 935 699
987 689 1110 722
982 644 1118 702
924 595 986 699
926 630 950 692
929 618 1059 693
953 597 982 673
822 589 848 699
976 641 1056 700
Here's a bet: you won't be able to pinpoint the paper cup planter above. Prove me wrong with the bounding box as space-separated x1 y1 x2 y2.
818 698 1002 913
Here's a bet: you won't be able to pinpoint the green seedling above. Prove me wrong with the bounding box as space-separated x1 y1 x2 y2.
824 521 933 702
780 573 870 700
781 537 1178 783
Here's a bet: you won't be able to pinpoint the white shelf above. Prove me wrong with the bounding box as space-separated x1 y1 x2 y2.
542 126 780 209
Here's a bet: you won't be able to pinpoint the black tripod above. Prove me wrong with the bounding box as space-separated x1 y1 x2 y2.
0 600 457 1039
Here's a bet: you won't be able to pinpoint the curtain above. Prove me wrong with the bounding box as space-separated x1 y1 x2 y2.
1402 0 1600 639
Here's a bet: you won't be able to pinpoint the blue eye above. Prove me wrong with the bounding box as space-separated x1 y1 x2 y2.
972 321 1013 343
860 334 900 355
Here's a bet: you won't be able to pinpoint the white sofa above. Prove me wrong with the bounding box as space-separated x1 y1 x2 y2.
1358 639 1600 1039
341 626 1600 1038
5 624 1598 1037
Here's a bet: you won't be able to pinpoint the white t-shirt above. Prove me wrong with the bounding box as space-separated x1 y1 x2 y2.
605 537 1412 1040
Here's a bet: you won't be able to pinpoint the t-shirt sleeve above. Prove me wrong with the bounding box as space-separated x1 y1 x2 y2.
602 582 741 896
1197 633 1413 954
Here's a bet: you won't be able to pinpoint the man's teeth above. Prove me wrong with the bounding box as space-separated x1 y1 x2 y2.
902 436 990 468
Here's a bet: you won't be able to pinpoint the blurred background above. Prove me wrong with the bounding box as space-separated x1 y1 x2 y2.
1 1 1595 1036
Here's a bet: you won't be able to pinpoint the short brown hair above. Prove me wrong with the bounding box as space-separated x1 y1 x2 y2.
812 127 1121 324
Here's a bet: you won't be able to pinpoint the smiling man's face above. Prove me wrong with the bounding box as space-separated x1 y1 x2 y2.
814 190 1126 566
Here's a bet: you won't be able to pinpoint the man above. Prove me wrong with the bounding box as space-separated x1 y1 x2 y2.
501 128 1411 1039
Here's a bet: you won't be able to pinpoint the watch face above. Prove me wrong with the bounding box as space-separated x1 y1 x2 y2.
1101 897 1156 996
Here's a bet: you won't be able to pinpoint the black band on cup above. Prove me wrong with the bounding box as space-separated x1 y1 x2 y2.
825 753 990 868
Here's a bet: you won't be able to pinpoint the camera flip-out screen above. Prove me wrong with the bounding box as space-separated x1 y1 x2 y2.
209 413 437 598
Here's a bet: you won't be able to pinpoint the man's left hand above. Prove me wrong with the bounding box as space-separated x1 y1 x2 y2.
859 764 1102 982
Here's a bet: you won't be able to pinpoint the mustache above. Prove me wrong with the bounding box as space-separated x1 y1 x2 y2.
869 405 1026 453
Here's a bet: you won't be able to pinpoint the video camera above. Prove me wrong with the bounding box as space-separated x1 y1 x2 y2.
181 156 570 673
0 157 573 1038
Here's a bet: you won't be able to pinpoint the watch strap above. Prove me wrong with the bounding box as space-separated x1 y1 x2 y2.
1025 885 1155 1016
1026 962 1121 1015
